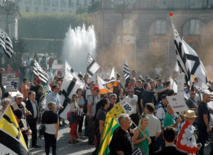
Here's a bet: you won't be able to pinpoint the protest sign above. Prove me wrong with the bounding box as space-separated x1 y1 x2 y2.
167 93 188 112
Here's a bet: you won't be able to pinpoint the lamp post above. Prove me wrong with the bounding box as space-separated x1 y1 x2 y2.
0 0 19 34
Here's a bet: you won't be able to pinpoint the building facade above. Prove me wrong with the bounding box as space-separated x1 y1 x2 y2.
18 0 90 13
89 0 213 71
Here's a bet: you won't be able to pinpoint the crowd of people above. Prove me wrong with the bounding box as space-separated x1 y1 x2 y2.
0 63 213 155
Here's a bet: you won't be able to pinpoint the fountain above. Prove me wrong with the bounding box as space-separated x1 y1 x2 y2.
63 24 96 74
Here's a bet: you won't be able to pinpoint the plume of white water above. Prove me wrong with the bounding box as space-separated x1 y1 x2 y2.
63 24 96 74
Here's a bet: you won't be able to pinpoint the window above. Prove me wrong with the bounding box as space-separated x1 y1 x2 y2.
35 7 39 12
189 19 201 35
61 0 66 7
155 20 166 35
43 0 50 6
25 6 30 12
52 0 58 7
34 0 41 5
68 0 74 7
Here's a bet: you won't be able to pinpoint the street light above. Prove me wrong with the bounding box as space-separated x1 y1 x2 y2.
0 0 19 34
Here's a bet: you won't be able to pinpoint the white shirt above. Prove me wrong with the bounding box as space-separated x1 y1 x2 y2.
125 95 138 112
30 100 37 119
45 124 56 135
86 89 92 100
146 114 161 137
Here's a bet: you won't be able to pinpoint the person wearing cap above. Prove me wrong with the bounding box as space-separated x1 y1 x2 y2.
87 85 100 145
30 78 44 107
57 70 62 78
125 86 139 128
176 110 201 155
11 93 31 118
14 109 32 147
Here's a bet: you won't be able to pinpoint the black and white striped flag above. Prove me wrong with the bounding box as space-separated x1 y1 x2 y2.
132 148 142 155
0 28 14 58
172 24 191 86
123 59 130 80
33 60 49 83
87 54 100 77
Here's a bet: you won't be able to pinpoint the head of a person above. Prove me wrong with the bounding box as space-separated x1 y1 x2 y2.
130 78 136 84
101 98 110 110
157 79 162 86
145 103 155 114
88 81 95 89
35 78 42 85
84 73 89 80
184 110 197 125
189 89 196 99
72 94 78 102
139 115 149 128
57 70 62 76
14 109 23 121
0 68 5 74
76 88 83 96
167 89 175 96
136 80 142 88
23 78 28 84
132 70 136 77
3 92 11 99
48 101 56 111
128 87 135 97
56 80 62 88
1 98 11 110
52 84 60 94
203 92 211 103
161 95 168 106
15 93 24 104
109 93 117 104
144 83 151 91
165 81 171 88
100 93 108 100
28 91 36 102
167 104 174 115
150 81 156 89
116 73 120 80
163 127 176 143
92 86 100 96
118 114 132 130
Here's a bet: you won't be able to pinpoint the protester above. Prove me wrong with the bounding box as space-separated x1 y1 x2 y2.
176 110 200 155
67 94 79 144
109 114 134 155
154 127 187 155
84 73 90 85
42 101 59 155
21 78 30 100
197 92 211 155
132 115 151 155
30 78 44 107
92 98 110 155
145 103 161 155
14 109 32 147
186 89 198 111
107 93 117 112
0 98 11 116
125 87 139 127
25 91 40 148
86 81 95 100
164 104 181 128
87 86 100 145
134 80 144 115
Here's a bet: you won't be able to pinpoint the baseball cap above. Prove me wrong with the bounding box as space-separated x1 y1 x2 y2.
93 86 100 91
35 78 42 83
16 93 23 98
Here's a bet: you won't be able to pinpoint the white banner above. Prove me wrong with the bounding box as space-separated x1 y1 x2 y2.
167 93 188 112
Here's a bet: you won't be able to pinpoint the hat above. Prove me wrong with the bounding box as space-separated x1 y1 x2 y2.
16 93 23 98
93 86 100 91
14 109 23 119
161 94 167 100
57 70 61 74
184 110 197 118
35 78 42 83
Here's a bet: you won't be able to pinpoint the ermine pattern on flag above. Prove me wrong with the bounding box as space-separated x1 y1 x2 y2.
123 59 130 80
87 54 100 77
0 28 14 58
172 24 191 86
33 60 49 83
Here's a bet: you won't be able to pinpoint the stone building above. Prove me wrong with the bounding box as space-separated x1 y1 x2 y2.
89 0 213 73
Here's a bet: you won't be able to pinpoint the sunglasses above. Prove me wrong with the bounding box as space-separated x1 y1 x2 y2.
96 90 100 92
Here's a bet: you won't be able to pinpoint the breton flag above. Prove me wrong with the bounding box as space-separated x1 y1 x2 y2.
87 54 100 77
171 23 191 87
65 61 83 83
33 60 49 83
0 28 14 58
59 69 84 120
123 59 130 80
182 40 207 83
0 106 29 155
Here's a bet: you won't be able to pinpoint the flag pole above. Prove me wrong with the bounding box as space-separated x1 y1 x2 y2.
170 12 173 23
